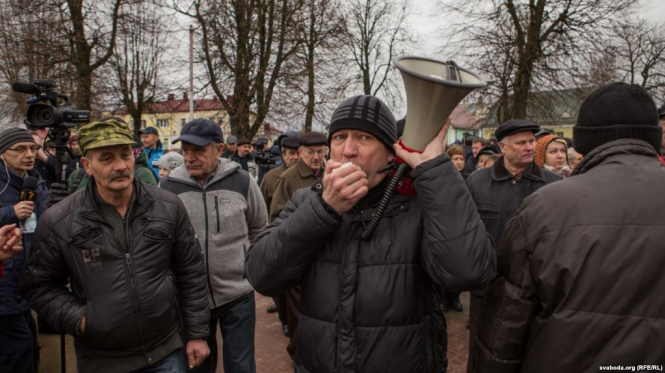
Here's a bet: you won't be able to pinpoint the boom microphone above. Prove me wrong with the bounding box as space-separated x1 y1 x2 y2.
12 82 40 95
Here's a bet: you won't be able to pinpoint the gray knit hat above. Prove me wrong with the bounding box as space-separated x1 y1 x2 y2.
328 95 397 151
0 127 35 154
157 152 184 171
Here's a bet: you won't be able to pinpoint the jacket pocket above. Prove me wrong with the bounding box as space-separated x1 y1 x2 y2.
476 202 499 220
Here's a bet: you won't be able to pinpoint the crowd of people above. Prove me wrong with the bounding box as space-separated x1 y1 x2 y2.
0 82 664 373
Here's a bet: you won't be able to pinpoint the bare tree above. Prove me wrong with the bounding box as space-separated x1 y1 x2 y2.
0 0 73 127
613 20 665 97
272 0 348 132
344 0 412 107
172 0 303 139
442 0 640 120
58 0 124 111
109 1 169 134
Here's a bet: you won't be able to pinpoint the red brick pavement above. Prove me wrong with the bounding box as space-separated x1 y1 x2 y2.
39 292 470 373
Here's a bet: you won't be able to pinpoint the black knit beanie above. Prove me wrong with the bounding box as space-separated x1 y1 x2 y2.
328 95 397 152
0 127 35 154
574 82 662 154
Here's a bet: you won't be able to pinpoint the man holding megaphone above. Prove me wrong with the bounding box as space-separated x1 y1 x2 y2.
246 94 496 373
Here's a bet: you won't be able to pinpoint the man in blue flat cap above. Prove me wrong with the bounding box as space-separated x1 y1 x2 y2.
161 119 268 373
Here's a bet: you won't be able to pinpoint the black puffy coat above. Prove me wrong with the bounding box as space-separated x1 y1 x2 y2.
246 155 496 373
20 179 209 359
475 139 665 372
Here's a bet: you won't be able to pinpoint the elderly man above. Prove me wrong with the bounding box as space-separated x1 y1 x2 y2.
464 119 560 373
246 95 495 373
475 83 665 372
260 136 300 213
0 127 49 372
269 131 327 222
161 119 268 373
221 135 238 159
259 135 299 332
20 119 210 372
231 138 258 179
138 126 164 179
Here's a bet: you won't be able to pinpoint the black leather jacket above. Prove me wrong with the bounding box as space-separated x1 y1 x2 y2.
20 179 209 358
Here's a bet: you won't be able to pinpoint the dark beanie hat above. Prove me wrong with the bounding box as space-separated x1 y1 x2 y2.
574 82 662 154
0 127 35 154
328 95 397 151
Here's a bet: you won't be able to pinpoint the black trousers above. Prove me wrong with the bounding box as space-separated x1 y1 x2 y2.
0 311 38 373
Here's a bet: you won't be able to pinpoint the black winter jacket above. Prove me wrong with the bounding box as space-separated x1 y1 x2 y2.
20 179 209 359
246 155 496 373
475 139 665 372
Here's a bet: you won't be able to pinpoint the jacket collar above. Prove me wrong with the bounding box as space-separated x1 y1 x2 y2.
491 156 545 182
572 139 660 176
166 158 240 188
80 177 153 222
296 158 320 178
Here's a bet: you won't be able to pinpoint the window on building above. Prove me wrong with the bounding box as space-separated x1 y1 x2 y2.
217 117 223 125
141 120 146 128
157 119 169 128
181 118 186 127
556 132 564 138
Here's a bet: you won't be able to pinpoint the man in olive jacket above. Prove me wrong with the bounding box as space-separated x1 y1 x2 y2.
475 83 665 372
20 120 210 373
246 95 496 373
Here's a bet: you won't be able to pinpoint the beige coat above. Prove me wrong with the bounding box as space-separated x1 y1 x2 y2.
269 159 320 222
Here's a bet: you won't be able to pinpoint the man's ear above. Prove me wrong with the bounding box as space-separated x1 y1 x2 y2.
81 156 94 176
218 143 224 156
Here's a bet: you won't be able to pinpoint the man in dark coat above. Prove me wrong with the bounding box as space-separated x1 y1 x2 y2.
246 95 496 373
475 82 665 372
20 120 210 372
267 131 327 361
0 127 49 372
259 135 299 334
465 119 560 373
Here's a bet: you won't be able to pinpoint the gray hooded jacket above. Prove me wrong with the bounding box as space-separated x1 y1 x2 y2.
161 158 268 308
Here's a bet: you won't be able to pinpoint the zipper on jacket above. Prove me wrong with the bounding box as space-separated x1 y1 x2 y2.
214 196 220 233
122 213 148 354
202 189 218 309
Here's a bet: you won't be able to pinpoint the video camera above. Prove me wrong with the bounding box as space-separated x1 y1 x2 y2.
12 79 90 129
252 139 277 165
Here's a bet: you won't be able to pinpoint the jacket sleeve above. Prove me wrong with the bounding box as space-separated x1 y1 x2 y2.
246 177 268 242
19 214 86 336
474 209 539 373
0 205 18 226
136 167 158 186
245 189 341 297
413 154 496 292
171 198 210 340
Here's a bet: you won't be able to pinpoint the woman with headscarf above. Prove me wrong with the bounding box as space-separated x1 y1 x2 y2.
535 134 571 179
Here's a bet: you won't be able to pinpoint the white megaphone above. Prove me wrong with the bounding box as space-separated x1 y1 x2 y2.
393 56 487 152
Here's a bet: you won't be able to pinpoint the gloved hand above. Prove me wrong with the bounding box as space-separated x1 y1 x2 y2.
49 183 69 207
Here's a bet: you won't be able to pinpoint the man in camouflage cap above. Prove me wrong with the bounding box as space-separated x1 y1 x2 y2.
21 119 211 372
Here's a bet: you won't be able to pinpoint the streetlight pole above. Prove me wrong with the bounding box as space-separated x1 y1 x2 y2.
189 24 195 121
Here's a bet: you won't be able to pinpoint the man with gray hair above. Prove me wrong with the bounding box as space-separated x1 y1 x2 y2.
464 119 560 372
161 119 268 373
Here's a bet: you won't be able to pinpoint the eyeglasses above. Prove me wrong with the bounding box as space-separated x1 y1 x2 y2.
302 148 327 156
6 145 41 154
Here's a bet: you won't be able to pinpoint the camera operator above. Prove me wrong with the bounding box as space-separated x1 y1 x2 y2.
0 127 49 373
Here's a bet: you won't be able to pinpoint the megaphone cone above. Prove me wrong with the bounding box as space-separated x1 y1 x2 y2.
394 56 486 151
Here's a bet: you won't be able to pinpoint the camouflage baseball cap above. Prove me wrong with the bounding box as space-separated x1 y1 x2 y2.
77 120 137 154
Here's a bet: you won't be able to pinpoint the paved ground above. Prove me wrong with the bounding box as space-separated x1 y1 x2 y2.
39 292 470 372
